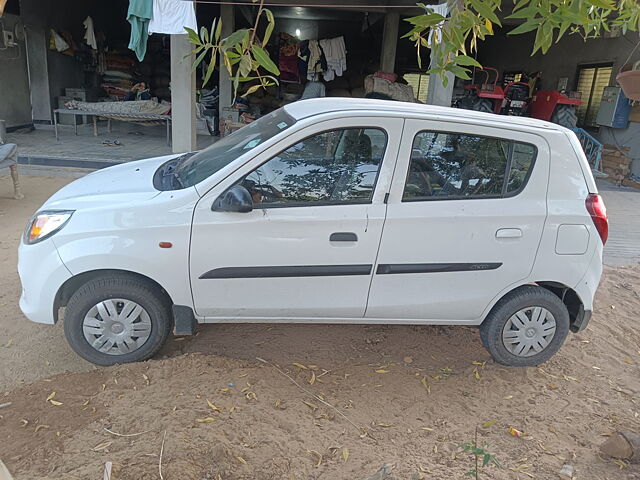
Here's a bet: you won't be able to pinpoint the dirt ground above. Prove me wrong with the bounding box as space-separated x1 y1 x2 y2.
1 175 640 480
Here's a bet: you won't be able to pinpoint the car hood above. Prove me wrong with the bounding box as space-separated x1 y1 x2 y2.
42 154 180 210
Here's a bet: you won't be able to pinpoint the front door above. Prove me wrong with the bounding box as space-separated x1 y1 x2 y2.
366 118 549 322
190 117 404 320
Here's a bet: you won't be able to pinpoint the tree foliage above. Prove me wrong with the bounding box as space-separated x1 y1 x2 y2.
405 0 640 82
186 0 280 99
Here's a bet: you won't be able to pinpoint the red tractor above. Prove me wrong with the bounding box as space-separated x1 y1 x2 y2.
457 67 504 114
528 90 581 128
457 67 581 128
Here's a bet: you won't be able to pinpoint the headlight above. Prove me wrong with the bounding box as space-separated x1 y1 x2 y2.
24 210 74 245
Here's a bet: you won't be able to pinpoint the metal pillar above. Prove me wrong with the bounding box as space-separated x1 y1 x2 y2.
219 4 235 126
380 12 399 73
170 34 197 153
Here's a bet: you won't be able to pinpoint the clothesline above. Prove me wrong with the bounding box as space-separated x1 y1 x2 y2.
189 0 424 8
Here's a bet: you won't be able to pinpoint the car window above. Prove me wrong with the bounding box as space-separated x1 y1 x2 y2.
403 131 536 201
238 128 387 207
175 109 296 187
507 142 536 193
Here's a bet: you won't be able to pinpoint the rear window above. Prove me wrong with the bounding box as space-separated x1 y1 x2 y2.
403 131 537 201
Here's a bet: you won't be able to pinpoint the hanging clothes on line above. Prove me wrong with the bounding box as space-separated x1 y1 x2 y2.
306 40 327 81
279 33 301 83
127 0 153 61
319 36 346 81
148 0 198 35
83 16 98 50
426 3 449 48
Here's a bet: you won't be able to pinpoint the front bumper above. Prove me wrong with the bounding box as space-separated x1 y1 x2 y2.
18 239 72 324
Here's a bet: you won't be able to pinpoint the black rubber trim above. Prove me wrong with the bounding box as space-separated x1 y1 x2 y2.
330 232 358 242
376 263 503 274
570 306 591 333
172 305 198 336
200 264 373 279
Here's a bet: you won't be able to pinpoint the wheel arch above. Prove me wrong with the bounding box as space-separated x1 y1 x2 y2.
53 269 174 323
486 281 585 333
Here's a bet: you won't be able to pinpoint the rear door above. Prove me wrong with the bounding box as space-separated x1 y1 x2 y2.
366 118 549 322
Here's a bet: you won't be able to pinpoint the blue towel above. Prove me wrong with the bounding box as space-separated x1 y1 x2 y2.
127 0 153 62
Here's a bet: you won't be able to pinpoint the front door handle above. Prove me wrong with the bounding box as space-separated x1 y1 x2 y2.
496 228 523 239
330 232 358 242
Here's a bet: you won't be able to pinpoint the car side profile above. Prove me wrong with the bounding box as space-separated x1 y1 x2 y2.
18 98 607 367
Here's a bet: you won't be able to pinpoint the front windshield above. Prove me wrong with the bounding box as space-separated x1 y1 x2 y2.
176 108 296 187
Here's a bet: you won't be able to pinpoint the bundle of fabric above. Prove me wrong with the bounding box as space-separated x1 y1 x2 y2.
100 83 131 100
106 55 136 71
364 75 416 103
103 54 137 98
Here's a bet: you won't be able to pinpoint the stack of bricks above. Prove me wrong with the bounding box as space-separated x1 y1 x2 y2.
602 144 632 187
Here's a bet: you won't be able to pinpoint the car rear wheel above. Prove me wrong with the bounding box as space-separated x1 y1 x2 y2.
480 286 570 367
63 274 173 366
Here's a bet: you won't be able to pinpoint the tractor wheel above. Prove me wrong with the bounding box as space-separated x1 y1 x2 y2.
458 95 494 114
551 104 578 128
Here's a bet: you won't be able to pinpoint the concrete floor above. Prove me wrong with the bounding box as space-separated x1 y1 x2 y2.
6 121 217 168
599 180 640 267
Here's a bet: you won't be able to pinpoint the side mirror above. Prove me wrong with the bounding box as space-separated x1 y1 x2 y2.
212 185 253 213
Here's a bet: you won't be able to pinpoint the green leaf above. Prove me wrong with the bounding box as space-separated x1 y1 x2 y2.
184 27 201 45
471 0 501 25
223 29 250 49
242 84 263 97
507 5 540 19
456 54 482 67
191 48 209 72
263 9 275 46
406 13 446 27
203 48 218 85
200 26 209 44
508 20 542 35
556 20 573 41
483 454 492 466
238 53 253 77
588 0 614 9
447 64 472 80
252 45 280 75
214 18 223 41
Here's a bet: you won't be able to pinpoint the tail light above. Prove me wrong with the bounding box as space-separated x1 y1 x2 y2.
585 194 608 245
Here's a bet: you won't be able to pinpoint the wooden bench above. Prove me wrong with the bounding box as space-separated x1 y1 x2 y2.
0 143 23 200
53 109 172 146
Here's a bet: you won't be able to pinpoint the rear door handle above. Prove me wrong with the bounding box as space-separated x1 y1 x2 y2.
330 232 358 242
496 228 523 239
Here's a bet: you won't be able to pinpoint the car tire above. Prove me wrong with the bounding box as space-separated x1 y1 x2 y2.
63 274 173 366
479 286 570 367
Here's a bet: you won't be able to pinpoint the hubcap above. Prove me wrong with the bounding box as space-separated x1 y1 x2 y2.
501 306 557 358
82 298 152 356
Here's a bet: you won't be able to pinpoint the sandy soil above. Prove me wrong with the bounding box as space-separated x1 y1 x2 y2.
1 176 640 480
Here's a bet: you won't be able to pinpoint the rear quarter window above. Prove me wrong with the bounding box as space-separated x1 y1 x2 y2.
403 131 537 201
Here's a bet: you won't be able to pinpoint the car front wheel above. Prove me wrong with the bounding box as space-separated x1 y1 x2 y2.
63 274 173 366
480 286 570 367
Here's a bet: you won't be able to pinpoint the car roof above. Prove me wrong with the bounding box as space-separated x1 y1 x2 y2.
284 98 569 133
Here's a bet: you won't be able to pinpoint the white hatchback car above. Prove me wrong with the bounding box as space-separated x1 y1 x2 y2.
18 99 607 367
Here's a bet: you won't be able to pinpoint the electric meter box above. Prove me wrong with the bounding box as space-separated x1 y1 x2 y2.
596 86 631 128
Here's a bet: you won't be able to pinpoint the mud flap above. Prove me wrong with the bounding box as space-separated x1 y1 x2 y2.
172 305 198 336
